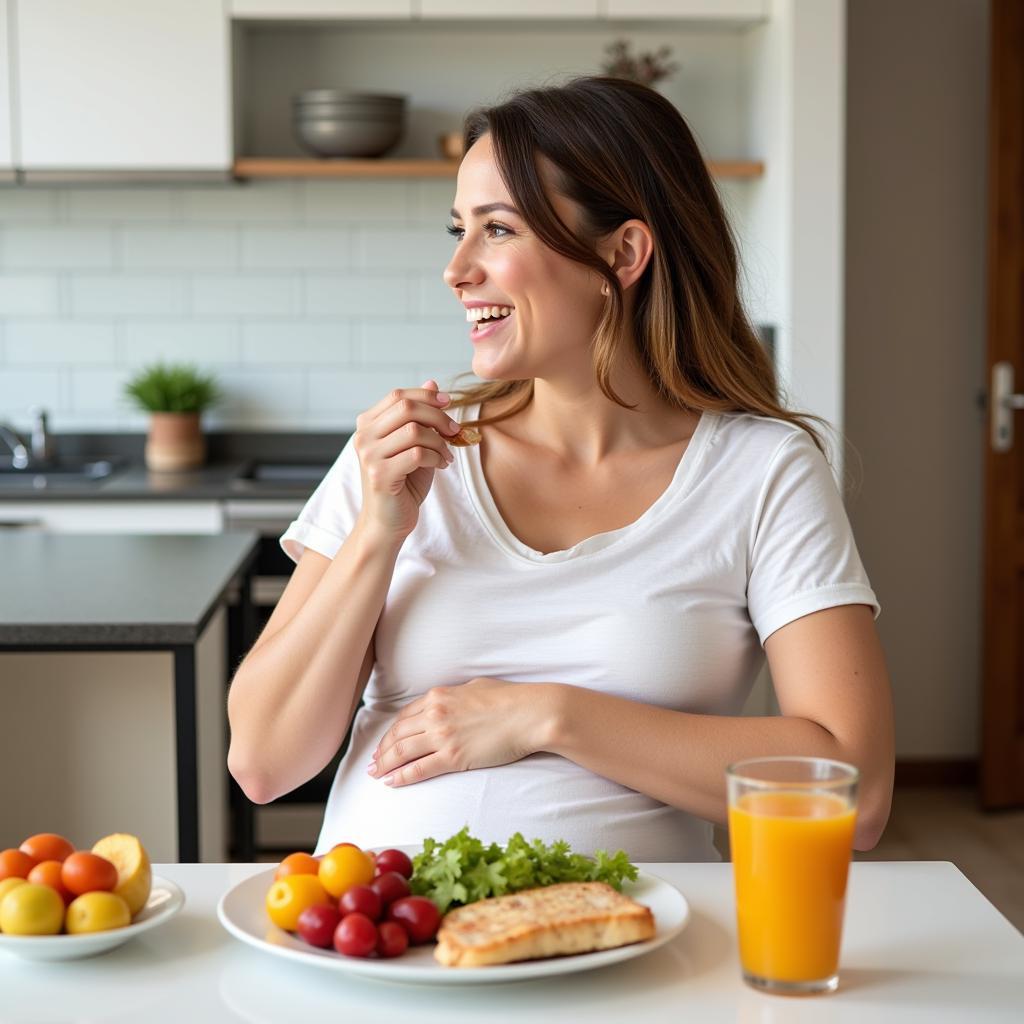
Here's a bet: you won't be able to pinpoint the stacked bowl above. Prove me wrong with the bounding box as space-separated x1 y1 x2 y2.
293 91 406 158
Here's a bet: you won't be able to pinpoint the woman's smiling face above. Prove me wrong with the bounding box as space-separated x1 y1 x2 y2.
443 133 604 383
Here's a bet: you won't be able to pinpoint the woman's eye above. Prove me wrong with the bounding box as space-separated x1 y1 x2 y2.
444 222 511 241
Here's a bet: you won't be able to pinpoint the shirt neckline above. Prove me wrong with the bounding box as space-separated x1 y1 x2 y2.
457 402 717 565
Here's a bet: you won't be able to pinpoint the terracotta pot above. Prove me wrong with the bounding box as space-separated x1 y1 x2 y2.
145 411 206 472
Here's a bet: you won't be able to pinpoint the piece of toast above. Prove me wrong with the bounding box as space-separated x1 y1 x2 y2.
434 881 655 967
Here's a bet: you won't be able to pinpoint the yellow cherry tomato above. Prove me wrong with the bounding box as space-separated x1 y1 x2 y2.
0 877 28 926
65 891 131 934
265 874 331 932
318 844 374 899
0 882 64 935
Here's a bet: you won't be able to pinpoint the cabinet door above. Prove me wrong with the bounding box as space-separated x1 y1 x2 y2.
0 0 13 176
420 1 599 16
16 0 230 170
605 0 766 19
229 1 412 15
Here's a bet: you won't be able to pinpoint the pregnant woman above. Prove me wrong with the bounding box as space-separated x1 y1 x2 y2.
227 76 894 862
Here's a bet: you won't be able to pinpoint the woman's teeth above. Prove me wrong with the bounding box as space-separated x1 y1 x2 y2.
466 305 513 322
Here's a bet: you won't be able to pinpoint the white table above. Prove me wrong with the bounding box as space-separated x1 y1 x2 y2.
1 862 1021 1022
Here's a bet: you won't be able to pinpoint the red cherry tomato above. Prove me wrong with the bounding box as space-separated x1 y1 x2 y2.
26 860 73 905
296 903 341 949
61 852 117 896
375 920 410 958
370 871 410 908
0 849 37 881
333 912 378 958
374 849 413 880
19 834 74 865
338 884 381 922
387 896 440 944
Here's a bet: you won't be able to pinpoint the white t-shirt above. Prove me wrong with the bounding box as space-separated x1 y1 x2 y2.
280 404 880 862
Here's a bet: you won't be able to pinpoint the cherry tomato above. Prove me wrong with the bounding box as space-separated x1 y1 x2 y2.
27 860 73 905
19 833 75 865
265 874 331 932
274 852 320 880
296 903 341 948
333 912 378 957
370 871 410 908
376 920 410 958
65 891 131 934
61 852 117 896
318 845 374 899
387 896 440 944
0 882 63 935
374 848 413 880
0 849 37 882
338 884 381 922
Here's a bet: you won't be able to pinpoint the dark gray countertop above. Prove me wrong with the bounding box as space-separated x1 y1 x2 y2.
0 531 260 646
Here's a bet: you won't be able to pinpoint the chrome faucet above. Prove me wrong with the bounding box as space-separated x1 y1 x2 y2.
0 422 29 469
28 406 55 464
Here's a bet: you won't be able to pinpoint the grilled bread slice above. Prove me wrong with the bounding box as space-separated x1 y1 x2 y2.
434 881 655 967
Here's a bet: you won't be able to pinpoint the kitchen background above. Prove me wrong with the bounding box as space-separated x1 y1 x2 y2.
1 0 1015 922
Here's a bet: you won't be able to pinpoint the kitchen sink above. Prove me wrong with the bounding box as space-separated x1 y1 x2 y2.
229 461 332 491
0 456 122 489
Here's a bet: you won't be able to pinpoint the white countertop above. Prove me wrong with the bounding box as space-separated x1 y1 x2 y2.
1 861 1021 1023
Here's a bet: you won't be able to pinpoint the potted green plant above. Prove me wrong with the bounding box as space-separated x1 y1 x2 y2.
601 39 679 89
124 362 221 472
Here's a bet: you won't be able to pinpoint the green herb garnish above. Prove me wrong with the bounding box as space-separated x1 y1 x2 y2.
409 827 639 914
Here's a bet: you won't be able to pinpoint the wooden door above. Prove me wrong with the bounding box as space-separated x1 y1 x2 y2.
981 0 1024 808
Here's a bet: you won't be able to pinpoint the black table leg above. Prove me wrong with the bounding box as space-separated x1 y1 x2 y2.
173 645 199 863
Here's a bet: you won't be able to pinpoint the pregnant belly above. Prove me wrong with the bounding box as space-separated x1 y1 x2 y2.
313 708 718 863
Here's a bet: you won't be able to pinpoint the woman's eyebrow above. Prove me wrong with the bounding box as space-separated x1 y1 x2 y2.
449 202 520 218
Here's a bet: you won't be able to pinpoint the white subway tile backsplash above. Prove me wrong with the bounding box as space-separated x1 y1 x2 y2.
411 180 456 225
304 274 409 316
414 273 458 316
241 228 352 270
191 275 298 317
6 322 117 365
0 276 60 316
241 322 354 365
0 369 61 419
303 181 410 223
2 227 115 270
65 190 175 222
70 276 186 316
307 368 405 418
121 322 240 366
357 227 453 270
68 367 134 414
181 183 299 223
120 228 237 270
0 190 59 223
211 368 307 427
359 321 468 365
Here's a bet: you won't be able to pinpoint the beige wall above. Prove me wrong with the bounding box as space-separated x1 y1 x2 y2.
845 0 990 758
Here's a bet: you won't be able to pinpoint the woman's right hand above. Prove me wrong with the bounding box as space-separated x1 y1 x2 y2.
352 379 463 541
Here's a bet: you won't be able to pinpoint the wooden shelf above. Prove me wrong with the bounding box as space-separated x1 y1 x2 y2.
232 157 765 181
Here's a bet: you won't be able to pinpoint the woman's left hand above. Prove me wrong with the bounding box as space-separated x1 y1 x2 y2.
368 678 550 787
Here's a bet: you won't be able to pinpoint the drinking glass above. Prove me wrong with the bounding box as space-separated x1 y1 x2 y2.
727 756 859 995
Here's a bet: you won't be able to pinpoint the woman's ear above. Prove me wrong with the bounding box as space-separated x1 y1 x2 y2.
600 219 655 292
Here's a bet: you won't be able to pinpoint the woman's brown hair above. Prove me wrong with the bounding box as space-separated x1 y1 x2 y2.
445 74 851 477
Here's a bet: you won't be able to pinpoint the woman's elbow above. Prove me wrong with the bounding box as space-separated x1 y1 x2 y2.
852 776 894 851
227 747 277 806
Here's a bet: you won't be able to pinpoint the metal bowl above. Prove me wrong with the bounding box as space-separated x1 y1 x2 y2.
294 117 405 158
293 90 406 106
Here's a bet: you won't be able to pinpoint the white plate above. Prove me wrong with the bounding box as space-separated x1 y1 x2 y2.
0 876 185 961
218 866 690 985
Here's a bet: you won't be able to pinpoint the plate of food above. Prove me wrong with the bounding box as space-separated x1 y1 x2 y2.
217 833 690 985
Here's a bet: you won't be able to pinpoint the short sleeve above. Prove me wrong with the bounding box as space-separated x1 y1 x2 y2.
746 429 880 646
280 435 362 564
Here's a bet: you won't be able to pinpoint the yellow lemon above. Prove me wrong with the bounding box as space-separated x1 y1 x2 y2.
66 891 131 934
0 877 28 930
91 833 151 917
0 882 64 935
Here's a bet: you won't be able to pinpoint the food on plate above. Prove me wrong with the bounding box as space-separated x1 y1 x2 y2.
374 848 413 879
0 882 65 936
0 831 153 936
265 874 332 932
61 852 118 897
318 844 375 898
370 871 410 906
20 833 75 864
387 895 441 945
65 891 131 935
274 852 320 880
375 920 409 958
92 833 152 916
338 884 381 921
333 911 378 957
434 881 656 967
296 903 341 948
447 426 482 448
411 827 638 913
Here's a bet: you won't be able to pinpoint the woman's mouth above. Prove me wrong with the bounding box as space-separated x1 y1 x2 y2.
468 308 515 341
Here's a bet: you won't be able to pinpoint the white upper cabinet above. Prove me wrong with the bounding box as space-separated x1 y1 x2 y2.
0 0 13 176
16 0 230 171
419 1 599 16
605 0 767 19
230 1 412 16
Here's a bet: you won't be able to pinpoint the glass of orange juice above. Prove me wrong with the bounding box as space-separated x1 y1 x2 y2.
727 756 859 995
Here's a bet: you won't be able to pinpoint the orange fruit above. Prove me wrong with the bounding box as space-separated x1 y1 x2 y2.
265 874 331 932
274 852 320 880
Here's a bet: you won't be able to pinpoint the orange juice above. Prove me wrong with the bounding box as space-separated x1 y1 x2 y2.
729 791 856 983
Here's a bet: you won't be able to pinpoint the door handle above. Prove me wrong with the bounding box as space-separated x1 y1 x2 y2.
991 361 1024 452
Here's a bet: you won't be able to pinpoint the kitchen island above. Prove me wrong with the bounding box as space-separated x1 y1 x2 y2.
0 861 1020 1021
0 531 259 863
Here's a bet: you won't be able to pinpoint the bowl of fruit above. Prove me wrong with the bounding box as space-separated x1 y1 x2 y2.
0 831 183 961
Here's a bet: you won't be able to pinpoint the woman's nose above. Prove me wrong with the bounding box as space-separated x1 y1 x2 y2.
443 245 484 291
